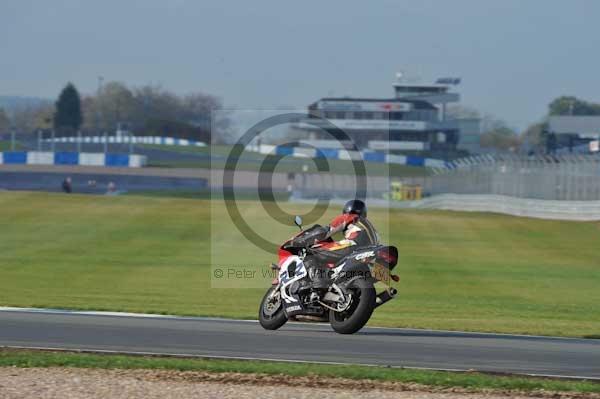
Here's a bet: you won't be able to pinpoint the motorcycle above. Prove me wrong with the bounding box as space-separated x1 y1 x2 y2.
259 215 399 334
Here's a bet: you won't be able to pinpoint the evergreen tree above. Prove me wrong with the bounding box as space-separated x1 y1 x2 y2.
54 83 83 131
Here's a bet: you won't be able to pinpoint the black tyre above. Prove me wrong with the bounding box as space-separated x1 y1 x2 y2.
258 286 288 330
329 278 376 334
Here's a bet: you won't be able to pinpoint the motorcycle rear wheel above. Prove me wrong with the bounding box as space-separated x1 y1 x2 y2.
329 278 375 334
258 286 288 330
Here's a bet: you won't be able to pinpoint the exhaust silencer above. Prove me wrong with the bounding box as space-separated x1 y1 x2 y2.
375 288 397 308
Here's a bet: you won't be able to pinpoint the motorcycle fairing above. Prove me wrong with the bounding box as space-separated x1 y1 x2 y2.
278 255 308 316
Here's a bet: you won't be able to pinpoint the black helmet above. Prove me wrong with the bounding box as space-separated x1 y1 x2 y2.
343 199 367 218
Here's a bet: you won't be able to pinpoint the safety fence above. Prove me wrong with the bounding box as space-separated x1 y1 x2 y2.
426 154 600 201
290 194 600 221
44 135 207 147
44 137 446 168
395 194 600 221
289 154 600 203
246 144 446 168
0 151 147 168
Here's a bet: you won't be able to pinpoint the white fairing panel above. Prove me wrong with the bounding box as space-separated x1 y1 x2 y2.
278 255 307 303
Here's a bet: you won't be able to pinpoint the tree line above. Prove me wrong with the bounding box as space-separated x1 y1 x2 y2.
448 95 600 153
1 84 599 153
1 82 230 143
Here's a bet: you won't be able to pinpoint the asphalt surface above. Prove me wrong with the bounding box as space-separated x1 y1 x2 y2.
0 171 207 193
1 309 599 379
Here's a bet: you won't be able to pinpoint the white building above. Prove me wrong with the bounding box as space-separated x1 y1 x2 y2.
295 76 480 159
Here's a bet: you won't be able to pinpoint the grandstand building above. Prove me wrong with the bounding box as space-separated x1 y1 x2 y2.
295 75 480 159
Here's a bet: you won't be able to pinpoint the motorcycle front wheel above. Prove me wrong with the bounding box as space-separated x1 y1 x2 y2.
329 278 376 334
258 286 288 330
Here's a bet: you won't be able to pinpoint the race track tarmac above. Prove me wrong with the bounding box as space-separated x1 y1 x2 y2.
1 309 599 379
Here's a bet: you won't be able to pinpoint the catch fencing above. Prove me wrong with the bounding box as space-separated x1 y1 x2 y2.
290 154 600 202
425 154 600 201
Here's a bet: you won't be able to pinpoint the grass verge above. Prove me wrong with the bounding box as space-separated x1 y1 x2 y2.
141 143 427 177
0 349 599 395
1 191 599 337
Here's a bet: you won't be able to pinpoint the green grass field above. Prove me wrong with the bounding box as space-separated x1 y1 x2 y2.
0 191 599 337
142 144 427 177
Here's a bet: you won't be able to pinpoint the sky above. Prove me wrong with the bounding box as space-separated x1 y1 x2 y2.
1 0 599 130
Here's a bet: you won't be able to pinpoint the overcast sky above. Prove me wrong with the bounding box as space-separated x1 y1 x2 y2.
1 0 599 130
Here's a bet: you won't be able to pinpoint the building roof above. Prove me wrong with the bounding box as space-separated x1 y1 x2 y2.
548 116 600 135
311 97 437 110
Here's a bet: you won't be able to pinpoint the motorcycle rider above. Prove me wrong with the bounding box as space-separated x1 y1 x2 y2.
298 199 379 288
316 199 378 254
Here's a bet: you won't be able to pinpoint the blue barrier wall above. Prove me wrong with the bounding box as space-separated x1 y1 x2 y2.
0 152 146 168
54 152 80 165
406 156 425 167
105 153 130 167
363 151 386 162
266 145 443 168
3 152 27 164
275 146 295 156
316 148 339 159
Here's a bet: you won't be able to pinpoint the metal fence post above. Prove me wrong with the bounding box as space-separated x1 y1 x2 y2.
10 127 15 151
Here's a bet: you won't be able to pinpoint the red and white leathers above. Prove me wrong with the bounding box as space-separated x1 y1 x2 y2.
316 213 379 253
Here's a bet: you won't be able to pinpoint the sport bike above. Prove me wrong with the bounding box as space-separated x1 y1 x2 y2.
259 215 399 334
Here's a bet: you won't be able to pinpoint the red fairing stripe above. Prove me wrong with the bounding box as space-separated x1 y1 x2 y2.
329 213 358 233
278 248 292 266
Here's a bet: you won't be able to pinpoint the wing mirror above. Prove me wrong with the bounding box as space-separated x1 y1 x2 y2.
294 215 303 230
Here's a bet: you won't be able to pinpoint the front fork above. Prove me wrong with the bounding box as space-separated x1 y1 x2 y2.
270 263 279 285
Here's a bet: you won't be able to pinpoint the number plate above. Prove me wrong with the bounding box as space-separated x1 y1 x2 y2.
370 263 391 283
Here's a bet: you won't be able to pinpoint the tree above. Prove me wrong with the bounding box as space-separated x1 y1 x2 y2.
521 122 545 153
32 105 54 131
96 81 136 131
548 96 600 116
479 117 520 152
56 81 226 141
130 85 224 142
0 108 10 133
54 83 83 133
11 103 51 132
448 105 522 152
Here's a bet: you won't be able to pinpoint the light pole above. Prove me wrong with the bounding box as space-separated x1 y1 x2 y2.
97 75 104 143
10 124 16 151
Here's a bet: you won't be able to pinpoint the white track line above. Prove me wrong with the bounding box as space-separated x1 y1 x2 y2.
0 306 594 342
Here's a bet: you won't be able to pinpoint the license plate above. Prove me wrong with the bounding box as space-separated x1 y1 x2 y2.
370 263 390 283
